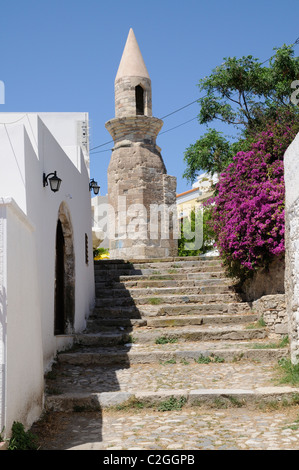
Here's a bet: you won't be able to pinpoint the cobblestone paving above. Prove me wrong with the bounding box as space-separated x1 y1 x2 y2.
31 258 298 452
46 361 280 394
33 406 299 450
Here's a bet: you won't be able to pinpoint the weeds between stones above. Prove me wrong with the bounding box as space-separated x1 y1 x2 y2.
195 354 225 364
251 335 289 349
246 317 267 329
148 297 163 305
155 336 178 344
157 396 187 412
276 357 299 385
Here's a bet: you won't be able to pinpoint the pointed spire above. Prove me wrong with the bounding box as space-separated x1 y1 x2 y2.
116 28 150 81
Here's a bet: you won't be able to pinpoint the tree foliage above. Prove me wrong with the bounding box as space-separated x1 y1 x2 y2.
207 114 299 280
198 44 299 132
183 43 299 182
183 129 233 181
178 207 215 256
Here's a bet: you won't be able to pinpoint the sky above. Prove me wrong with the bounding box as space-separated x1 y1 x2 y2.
1 0 299 196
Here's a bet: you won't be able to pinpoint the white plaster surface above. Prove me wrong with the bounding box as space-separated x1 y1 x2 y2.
0 112 95 433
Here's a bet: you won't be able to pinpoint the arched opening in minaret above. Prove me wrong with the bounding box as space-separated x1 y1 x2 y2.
135 85 144 115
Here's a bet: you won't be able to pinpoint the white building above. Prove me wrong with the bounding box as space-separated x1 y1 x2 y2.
0 113 95 435
91 194 109 250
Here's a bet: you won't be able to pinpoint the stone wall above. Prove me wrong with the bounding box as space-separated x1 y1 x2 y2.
115 76 152 118
252 294 288 336
237 256 286 337
240 256 285 302
106 136 178 259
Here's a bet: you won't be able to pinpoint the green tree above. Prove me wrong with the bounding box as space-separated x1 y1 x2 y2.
178 207 215 256
183 129 233 183
183 43 299 182
198 44 299 132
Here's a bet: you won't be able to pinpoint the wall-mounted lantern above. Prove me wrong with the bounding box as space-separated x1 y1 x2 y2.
89 178 100 195
43 171 62 193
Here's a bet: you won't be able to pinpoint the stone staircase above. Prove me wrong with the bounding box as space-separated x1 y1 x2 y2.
44 256 295 413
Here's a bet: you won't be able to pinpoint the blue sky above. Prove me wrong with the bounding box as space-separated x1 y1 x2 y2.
1 0 299 195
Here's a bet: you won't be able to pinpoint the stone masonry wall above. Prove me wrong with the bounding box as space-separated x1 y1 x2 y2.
115 76 152 118
240 256 285 302
252 294 288 336
106 137 178 259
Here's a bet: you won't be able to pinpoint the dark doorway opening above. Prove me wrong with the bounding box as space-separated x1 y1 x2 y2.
135 85 144 115
54 219 65 335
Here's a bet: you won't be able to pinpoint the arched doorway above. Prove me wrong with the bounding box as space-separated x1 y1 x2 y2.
54 202 75 335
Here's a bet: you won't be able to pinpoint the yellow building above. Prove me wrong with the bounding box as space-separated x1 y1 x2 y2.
176 172 217 223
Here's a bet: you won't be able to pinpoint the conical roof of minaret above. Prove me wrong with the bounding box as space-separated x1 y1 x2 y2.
115 28 150 81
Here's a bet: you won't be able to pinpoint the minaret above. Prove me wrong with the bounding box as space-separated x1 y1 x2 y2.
105 29 178 259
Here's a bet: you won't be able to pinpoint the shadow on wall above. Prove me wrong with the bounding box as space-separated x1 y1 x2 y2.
30 260 143 450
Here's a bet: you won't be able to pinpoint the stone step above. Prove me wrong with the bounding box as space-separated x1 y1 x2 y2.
91 302 252 319
56 340 289 367
118 271 227 281
44 360 281 397
95 292 242 307
94 265 225 279
126 260 223 270
145 313 259 328
44 385 299 413
91 306 142 319
94 270 226 283
95 277 231 289
130 325 267 343
95 285 233 298
85 318 147 330
75 324 267 347
155 302 252 316
94 258 222 270
43 355 297 413
85 313 258 331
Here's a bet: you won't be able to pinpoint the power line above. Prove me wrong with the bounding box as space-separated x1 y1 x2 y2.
159 116 198 135
159 99 199 120
89 99 199 151
90 148 113 155
90 37 299 152
90 139 114 151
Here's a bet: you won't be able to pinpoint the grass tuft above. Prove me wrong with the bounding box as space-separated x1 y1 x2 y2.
277 357 299 385
155 336 178 344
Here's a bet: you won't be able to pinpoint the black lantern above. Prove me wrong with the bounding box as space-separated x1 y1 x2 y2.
43 171 62 193
89 178 100 195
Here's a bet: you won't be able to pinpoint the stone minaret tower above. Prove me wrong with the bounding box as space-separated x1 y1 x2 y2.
106 28 178 259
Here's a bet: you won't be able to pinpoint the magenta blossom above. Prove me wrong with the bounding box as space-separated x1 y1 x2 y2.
208 118 298 276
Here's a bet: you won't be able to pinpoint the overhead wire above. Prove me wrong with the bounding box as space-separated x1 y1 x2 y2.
75 36 299 154
89 98 200 153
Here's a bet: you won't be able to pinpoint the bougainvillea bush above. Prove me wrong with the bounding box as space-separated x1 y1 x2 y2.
208 114 299 280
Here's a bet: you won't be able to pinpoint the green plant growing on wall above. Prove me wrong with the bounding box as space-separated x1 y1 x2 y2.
8 421 38 450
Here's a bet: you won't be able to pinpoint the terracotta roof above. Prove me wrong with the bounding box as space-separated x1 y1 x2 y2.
176 188 198 198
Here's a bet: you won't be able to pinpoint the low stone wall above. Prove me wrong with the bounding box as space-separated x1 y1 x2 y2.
240 256 285 302
252 294 288 336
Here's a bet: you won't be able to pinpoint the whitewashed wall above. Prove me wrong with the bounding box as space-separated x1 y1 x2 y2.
0 113 95 432
0 199 44 432
284 132 299 364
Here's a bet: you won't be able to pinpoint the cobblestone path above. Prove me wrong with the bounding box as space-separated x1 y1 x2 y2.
30 257 299 451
